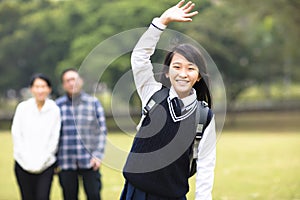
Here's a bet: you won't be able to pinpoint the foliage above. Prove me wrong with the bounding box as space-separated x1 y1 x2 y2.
0 0 299 109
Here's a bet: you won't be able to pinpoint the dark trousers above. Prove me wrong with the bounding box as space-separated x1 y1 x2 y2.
58 168 101 200
14 161 55 200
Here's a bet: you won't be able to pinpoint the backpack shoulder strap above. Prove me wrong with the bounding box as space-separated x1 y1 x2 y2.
136 87 169 131
196 101 209 136
142 87 169 116
189 101 209 177
192 101 209 159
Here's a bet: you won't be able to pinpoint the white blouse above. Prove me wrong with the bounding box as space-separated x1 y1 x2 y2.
11 98 61 173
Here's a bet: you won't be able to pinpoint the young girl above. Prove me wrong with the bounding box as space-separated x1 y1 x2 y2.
11 73 61 200
121 1 216 199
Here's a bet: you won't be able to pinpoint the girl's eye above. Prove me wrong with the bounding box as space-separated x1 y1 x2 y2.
188 66 198 71
172 65 180 69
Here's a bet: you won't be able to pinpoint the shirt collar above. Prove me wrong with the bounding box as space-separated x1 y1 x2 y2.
169 86 197 108
66 92 83 105
29 98 51 112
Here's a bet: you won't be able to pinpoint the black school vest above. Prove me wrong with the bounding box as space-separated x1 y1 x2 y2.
123 95 197 198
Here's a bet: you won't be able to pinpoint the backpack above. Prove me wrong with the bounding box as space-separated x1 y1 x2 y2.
141 87 209 177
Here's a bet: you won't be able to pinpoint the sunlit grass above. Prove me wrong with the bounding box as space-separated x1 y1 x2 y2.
1 111 300 200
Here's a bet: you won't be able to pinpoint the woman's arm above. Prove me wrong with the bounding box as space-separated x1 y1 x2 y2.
11 103 23 159
46 104 61 160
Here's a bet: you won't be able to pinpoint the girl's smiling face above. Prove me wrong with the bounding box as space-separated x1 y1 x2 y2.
166 53 201 99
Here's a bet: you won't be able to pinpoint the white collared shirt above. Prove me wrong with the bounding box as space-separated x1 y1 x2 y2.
11 98 61 173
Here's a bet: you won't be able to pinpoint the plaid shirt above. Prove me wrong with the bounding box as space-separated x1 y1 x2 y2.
56 92 107 170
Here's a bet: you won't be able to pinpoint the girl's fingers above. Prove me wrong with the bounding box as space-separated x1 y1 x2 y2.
184 3 196 13
161 0 197 24
176 0 186 8
178 1 197 16
179 10 198 22
181 1 193 10
184 11 198 18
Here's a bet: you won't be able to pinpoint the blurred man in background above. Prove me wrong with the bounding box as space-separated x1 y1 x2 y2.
56 68 107 200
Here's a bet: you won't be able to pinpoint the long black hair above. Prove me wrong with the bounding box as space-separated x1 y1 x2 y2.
160 43 212 108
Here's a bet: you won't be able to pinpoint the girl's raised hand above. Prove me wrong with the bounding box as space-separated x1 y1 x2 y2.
159 0 198 26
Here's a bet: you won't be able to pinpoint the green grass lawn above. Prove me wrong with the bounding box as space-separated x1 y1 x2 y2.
1 111 300 200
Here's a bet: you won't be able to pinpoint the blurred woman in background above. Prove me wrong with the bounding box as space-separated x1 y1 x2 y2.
11 73 61 200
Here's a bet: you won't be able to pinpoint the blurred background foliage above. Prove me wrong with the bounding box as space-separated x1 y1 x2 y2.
0 0 299 115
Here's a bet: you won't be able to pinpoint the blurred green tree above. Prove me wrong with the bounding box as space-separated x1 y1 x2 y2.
0 0 299 109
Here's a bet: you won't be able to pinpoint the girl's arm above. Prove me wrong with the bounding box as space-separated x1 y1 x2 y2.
195 116 217 200
131 0 198 106
131 19 164 106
